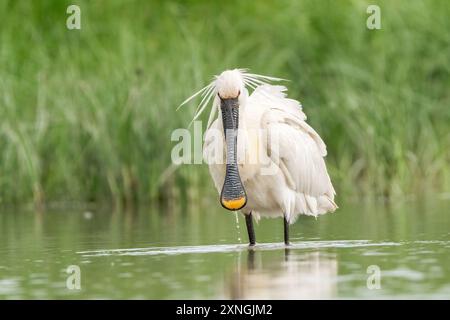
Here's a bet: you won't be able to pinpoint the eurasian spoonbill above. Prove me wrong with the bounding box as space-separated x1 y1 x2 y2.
180 69 337 245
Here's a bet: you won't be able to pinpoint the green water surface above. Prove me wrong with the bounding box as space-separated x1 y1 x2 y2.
1 198 449 299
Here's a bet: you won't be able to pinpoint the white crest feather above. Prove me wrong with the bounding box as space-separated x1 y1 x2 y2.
178 68 286 128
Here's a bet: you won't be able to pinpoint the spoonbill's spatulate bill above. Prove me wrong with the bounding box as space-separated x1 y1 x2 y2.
180 69 337 245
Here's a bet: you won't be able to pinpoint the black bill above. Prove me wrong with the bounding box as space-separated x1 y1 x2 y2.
220 97 247 211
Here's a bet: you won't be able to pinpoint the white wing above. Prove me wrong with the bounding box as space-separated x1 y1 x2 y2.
249 85 337 217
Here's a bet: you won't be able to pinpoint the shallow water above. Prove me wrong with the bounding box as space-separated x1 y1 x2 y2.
0 198 449 299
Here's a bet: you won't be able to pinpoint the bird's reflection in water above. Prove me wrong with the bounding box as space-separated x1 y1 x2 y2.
227 248 338 299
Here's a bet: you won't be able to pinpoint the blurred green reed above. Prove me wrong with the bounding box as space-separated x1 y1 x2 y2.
0 0 449 207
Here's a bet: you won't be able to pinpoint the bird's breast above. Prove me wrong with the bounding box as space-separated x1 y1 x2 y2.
236 128 269 182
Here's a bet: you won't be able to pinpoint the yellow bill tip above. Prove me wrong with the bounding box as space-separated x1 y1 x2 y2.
221 197 247 211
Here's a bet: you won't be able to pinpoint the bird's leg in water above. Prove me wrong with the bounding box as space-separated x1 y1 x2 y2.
284 216 290 245
245 213 255 246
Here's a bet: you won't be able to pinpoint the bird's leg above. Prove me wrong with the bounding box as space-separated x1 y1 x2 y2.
245 212 256 246
284 216 290 246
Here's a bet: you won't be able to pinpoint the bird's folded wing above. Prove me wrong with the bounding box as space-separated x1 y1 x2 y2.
250 85 327 156
252 85 334 197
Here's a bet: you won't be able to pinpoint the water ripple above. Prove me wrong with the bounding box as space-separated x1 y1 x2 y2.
78 240 402 257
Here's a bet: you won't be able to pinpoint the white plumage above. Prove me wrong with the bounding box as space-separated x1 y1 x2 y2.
181 69 337 241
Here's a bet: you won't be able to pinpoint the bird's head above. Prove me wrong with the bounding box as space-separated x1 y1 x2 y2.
215 69 244 100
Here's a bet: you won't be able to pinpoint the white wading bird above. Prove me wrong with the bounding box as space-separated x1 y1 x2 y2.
180 69 337 245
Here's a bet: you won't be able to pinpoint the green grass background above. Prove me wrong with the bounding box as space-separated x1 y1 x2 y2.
0 0 449 207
